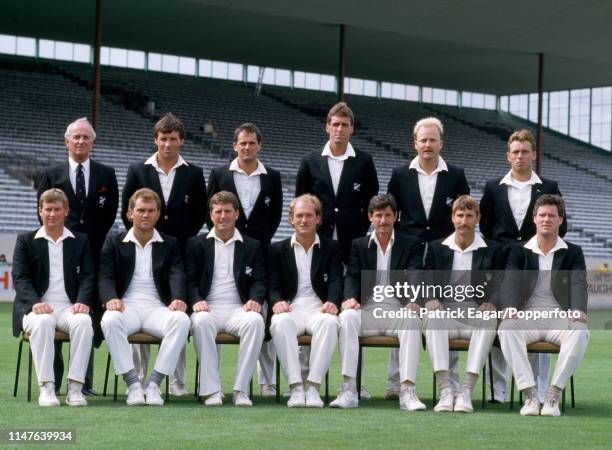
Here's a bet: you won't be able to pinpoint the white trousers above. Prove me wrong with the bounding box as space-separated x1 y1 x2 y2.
270 298 339 385
257 304 276 386
131 344 186 385
101 305 190 376
422 311 497 376
23 306 93 384
498 317 589 391
191 305 264 396
338 308 422 384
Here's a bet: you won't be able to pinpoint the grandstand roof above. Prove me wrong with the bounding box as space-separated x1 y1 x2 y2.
4 0 612 95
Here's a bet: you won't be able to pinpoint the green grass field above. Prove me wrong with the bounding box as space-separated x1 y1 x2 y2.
1 302 611 449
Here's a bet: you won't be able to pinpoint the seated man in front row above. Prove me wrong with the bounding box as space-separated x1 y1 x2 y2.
268 194 342 407
499 194 589 417
187 191 266 407
12 188 95 407
422 195 503 413
333 194 425 410
99 188 190 406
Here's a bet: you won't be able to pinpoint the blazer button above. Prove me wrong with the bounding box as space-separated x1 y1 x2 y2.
164 215 169 220
426 226 431 230
80 219 84 224
334 208 339 212
245 224 248 228
517 236 522 241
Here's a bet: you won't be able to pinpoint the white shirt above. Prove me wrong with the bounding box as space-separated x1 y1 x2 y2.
121 228 165 307
321 141 356 196
441 232 488 271
36 226 74 306
523 235 568 311
145 153 188 203
68 157 90 196
229 158 267 219
369 230 395 287
291 233 321 301
206 228 243 306
500 170 542 230
409 156 448 219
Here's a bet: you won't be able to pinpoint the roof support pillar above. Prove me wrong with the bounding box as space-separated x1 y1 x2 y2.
337 24 346 102
536 53 544 175
92 0 103 134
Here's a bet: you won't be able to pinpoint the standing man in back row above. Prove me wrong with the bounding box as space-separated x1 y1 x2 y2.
206 122 283 397
296 102 379 265
479 129 566 403
122 112 207 396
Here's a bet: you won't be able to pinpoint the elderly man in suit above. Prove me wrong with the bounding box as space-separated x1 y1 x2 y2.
331 194 425 410
498 195 588 417
386 117 470 399
207 122 283 396
99 188 191 406
422 195 503 413
37 117 118 395
187 191 266 407
479 129 565 402
268 194 342 407
122 113 206 396
12 188 95 407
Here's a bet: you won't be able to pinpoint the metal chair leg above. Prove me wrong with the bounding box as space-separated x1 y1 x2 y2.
165 374 170 402
113 374 118 402
510 376 515 410
570 376 575 408
356 347 363 400
14 339 24 397
432 373 437 404
481 364 486 409
562 387 566 412
103 353 110 397
194 359 199 398
275 356 281 404
325 371 329 403
488 353 494 403
27 347 33 402
249 379 253 398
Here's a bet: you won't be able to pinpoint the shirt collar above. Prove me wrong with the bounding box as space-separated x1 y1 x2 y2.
524 235 568 256
145 153 188 171
442 232 488 254
290 233 320 251
321 142 356 161
499 170 542 186
369 230 395 250
68 157 90 173
229 158 267 176
409 155 448 175
122 228 164 248
206 227 243 245
35 226 74 243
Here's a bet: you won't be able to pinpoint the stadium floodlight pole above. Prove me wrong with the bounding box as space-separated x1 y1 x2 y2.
338 24 346 102
536 52 544 176
92 0 103 135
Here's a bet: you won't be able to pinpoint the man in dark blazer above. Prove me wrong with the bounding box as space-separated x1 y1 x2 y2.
268 194 341 407
498 195 588 417
99 188 190 407
331 194 425 410
388 117 470 246
13 188 95 407
479 129 565 403
121 113 206 395
386 116 470 398
207 122 282 396
422 195 504 413
187 191 266 407
37 117 118 395
295 102 379 264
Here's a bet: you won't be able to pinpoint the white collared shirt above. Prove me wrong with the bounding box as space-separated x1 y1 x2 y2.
145 153 188 202
409 156 448 219
500 170 542 230
206 228 243 306
369 230 395 286
291 233 321 301
68 157 90 196
321 141 356 196
36 226 74 306
523 235 568 311
441 232 488 271
121 228 165 307
229 158 267 219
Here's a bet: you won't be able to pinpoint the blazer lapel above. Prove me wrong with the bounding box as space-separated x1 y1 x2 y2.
83 161 99 213
472 247 485 272
429 170 447 220
233 240 245 282
366 241 377 270
144 165 166 209
408 169 427 222
390 240 403 270
204 238 215 284
519 183 543 235
336 156 356 198
310 243 322 283
225 169 247 221
36 237 50 289
283 240 298 288
252 169 271 215
318 153 335 198
121 241 136 287
62 237 74 287
167 164 188 208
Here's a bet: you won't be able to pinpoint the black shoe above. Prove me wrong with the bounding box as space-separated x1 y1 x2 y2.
82 386 98 396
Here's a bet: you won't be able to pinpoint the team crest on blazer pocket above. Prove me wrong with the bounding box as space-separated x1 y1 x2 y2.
446 196 453 206
99 196 106 207
353 182 361 192
76 266 80 274
323 273 328 282
184 194 189 204
265 196 271 206
245 266 253 276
